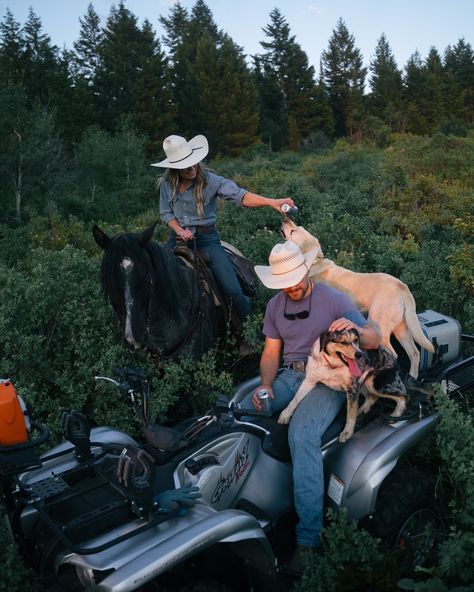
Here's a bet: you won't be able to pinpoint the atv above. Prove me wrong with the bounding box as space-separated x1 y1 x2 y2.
0 310 472 591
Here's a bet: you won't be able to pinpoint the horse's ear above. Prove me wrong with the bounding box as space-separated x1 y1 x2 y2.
138 221 158 246
92 225 111 250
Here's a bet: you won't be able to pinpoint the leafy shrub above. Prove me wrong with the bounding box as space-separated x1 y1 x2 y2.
0 526 39 590
296 508 383 592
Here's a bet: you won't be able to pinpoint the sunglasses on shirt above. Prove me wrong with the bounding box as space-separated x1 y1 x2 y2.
283 292 312 320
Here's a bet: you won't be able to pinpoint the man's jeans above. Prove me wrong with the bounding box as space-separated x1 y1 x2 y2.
164 229 250 321
240 368 345 547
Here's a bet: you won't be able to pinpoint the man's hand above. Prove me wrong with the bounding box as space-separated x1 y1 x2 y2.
329 317 381 349
251 386 274 411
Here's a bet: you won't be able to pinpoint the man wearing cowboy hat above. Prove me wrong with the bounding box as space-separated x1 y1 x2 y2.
248 241 380 575
153 134 295 321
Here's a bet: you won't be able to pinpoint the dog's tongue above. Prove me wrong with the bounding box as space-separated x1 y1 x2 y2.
346 357 362 377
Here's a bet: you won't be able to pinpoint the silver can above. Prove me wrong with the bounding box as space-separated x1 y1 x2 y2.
257 389 272 415
281 204 299 216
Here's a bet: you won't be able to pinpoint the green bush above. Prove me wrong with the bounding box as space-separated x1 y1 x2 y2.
297 508 383 592
0 135 473 591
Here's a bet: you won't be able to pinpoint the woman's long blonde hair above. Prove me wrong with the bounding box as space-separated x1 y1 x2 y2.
157 164 207 218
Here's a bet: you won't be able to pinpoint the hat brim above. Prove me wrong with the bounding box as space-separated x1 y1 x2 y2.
254 247 319 289
151 134 209 169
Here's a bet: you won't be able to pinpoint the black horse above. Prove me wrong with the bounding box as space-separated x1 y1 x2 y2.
93 223 255 360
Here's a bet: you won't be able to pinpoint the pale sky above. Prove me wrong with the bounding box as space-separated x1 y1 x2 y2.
1 0 473 72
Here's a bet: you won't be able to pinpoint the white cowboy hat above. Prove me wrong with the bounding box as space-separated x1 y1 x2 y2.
151 134 209 169
254 241 319 289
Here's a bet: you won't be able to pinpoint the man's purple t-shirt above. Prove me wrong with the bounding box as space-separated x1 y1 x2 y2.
263 283 366 364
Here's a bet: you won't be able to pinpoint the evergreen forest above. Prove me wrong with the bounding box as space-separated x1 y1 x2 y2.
0 1 473 591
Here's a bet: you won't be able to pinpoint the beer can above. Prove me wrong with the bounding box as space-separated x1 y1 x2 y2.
281 204 299 216
257 389 272 415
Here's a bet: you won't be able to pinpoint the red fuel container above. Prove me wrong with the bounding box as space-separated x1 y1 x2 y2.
0 380 29 446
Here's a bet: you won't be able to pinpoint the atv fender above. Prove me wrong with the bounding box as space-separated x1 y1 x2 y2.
75 504 276 591
323 412 439 522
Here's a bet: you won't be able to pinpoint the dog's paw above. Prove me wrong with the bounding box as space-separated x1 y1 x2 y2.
338 430 353 443
278 411 291 424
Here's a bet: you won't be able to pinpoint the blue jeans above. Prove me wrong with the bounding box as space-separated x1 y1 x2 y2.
240 369 345 547
164 229 250 321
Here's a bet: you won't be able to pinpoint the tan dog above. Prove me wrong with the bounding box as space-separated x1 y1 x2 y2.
278 329 408 442
282 219 434 380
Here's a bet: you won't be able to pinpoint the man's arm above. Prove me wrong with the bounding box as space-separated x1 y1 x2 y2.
252 336 282 411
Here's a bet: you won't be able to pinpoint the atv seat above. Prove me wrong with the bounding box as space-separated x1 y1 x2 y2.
231 374 347 462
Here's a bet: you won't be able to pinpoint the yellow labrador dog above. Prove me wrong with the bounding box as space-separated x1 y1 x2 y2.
281 218 434 380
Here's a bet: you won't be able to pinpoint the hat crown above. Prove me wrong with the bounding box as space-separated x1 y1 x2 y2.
268 241 305 275
163 135 192 161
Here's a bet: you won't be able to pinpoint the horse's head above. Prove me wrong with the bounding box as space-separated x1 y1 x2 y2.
93 223 157 351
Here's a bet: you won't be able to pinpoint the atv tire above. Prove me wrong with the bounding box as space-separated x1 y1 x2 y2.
366 465 438 569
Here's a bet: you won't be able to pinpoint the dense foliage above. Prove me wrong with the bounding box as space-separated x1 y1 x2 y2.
0 132 473 589
0 0 473 589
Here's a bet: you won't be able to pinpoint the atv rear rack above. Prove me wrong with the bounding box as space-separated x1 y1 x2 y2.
12 442 180 555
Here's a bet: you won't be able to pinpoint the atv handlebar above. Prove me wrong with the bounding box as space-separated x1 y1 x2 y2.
95 368 150 426
95 367 148 394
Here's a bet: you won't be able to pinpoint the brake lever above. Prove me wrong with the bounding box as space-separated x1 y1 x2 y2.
94 376 120 388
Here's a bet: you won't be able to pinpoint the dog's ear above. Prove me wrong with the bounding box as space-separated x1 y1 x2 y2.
320 330 330 353
349 328 360 341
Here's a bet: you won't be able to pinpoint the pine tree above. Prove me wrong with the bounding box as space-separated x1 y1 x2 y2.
160 2 192 135
161 0 223 137
404 48 446 134
159 1 189 57
0 85 65 222
22 8 64 106
209 35 259 155
66 3 104 136
423 47 446 130
444 39 474 125
72 3 103 84
256 8 319 150
368 34 405 130
160 0 259 155
404 51 426 134
94 2 174 153
253 54 285 150
20 8 77 145
310 70 335 140
321 18 366 137
0 8 25 84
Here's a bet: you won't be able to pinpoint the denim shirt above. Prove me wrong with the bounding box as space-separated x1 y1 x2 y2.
159 170 248 229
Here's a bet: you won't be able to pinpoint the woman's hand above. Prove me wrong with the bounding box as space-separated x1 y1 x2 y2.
176 228 194 241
